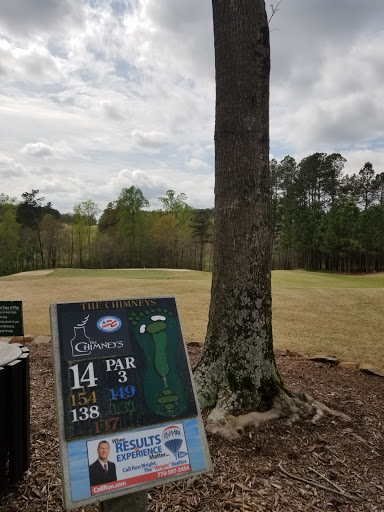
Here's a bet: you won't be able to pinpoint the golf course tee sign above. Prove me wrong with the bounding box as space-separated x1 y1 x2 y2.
50 296 211 509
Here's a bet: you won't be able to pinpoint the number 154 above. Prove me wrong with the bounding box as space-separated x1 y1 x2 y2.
70 391 97 407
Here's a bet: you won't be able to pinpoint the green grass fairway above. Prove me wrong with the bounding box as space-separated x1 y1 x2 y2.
272 270 384 367
1 269 383 367
43 268 210 281
0 269 212 349
273 269 384 288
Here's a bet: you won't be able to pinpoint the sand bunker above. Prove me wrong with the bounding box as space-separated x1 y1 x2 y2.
11 270 54 277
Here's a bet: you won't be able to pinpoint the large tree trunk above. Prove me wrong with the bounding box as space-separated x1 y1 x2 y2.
194 0 284 424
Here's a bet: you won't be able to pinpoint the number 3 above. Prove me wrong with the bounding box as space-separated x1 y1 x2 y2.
79 407 89 420
118 370 127 383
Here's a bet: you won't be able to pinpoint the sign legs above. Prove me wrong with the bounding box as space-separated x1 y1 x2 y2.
99 490 148 512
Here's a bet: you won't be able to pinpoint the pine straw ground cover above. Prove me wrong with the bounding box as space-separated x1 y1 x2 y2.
0 343 383 512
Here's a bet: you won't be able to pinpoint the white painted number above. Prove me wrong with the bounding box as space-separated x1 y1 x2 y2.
118 370 128 383
69 363 99 389
71 405 99 422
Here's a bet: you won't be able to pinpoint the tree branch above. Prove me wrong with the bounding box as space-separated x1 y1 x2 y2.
268 0 284 26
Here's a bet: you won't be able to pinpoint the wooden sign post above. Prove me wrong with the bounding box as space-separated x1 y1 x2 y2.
50 296 211 510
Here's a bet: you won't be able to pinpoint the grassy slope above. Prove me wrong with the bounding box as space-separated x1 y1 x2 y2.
0 269 382 367
272 270 384 367
0 269 212 349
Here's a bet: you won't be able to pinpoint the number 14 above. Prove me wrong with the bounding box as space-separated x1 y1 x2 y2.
69 363 98 389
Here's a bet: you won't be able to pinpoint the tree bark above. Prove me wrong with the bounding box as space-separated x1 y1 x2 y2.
194 0 283 423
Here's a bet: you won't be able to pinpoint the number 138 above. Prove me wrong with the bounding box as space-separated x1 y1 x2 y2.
71 405 99 422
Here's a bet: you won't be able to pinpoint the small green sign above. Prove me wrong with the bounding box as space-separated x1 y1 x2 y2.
0 301 23 337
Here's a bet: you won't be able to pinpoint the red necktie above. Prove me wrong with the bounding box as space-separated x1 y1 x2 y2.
104 464 107 473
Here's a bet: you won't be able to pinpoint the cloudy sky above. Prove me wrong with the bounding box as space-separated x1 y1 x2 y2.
1 0 384 214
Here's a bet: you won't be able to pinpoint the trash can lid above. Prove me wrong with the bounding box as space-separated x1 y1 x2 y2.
0 342 23 367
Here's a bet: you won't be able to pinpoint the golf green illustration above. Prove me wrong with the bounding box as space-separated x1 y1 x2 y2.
129 308 187 417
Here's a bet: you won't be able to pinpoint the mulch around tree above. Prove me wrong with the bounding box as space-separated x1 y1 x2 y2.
0 343 383 512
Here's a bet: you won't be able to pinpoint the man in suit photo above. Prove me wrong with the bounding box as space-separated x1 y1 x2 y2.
89 440 117 487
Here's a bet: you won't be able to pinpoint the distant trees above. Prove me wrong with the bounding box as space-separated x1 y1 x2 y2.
158 190 192 228
271 156 384 272
16 190 60 269
0 187 214 276
157 190 194 268
40 214 68 269
190 210 213 271
0 194 19 275
153 214 180 268
117 187 149 267
73 200 100 267
82 188 212 271
91 188 213 271
2 162 384 277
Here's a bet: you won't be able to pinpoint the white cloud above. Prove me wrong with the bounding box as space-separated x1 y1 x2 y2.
108 168 169 197
0 38 63 84
22 142 54 158
0 154 26 178
0 0 84 38
101 100 124 121
131 130 168 150
0 0 382 214
186 158 210 170
104 166 214 210
270 0 384 158
40 177 78 193
21 140 88 161
342 149 384 177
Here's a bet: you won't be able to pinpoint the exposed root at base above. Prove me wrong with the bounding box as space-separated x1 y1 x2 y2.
205 391 351 440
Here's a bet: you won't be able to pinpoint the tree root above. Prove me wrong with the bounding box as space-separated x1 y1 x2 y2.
205 390 351 440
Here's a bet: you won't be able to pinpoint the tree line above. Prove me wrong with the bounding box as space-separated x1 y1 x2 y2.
1 153 383 276
0 188 213 276
271 154 384 273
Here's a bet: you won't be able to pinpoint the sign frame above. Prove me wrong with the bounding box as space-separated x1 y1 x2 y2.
50 296 211 510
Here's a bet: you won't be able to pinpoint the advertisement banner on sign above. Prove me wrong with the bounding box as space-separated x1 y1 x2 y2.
88 422 190 495
51 296 211 510
65 417 208 503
